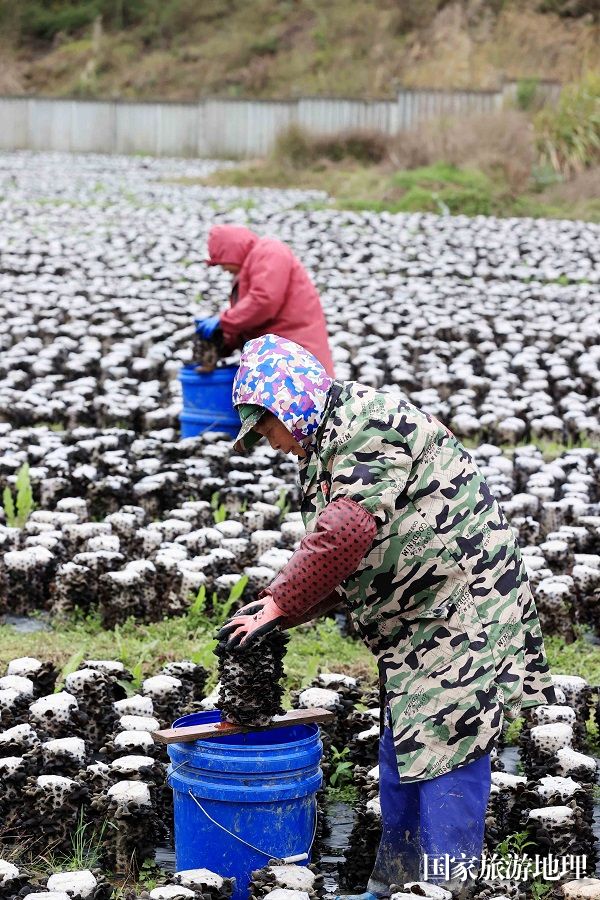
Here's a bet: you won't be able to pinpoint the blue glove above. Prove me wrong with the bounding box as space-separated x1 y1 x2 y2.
195 315 220 339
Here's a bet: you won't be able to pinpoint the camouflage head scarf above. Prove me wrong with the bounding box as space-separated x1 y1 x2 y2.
232 333 333 449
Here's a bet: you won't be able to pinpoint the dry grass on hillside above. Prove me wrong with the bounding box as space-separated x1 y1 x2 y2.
385 110 537 194
6 0 600 100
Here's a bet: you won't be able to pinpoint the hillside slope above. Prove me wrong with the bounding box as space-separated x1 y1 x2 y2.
0 0 598 100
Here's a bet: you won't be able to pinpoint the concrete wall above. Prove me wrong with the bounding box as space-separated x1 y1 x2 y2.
0 84 561 159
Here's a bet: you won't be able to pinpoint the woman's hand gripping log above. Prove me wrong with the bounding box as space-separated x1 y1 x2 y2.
217 592 287 650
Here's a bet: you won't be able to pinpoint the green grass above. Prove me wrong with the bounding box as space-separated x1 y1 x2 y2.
461 435 599 459
44 811 112 873
2 462 35 528
545 631 600 685
193 158 600 222
504 716 524 745
386 163 497 216
1 808 115 882
585 715 600 757
0 612 376 698
545 631 600 754
3 615 596 692
495 634 600 749
326 783 359 805
5 608 597 713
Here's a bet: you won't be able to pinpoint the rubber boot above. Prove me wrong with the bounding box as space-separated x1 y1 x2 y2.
367 715 421 895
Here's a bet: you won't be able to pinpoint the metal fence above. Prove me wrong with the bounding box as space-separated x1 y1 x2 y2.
0 83 561 159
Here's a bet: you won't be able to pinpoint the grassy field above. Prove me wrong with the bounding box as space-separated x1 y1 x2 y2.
0 611 377 698
195 157 600 223
1 608 598 700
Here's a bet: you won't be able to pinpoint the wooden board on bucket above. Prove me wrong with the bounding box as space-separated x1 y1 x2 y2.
152 707 335 744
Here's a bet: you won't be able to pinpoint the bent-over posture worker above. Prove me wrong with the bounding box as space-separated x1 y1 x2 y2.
196 224 335 376
219 334 556 897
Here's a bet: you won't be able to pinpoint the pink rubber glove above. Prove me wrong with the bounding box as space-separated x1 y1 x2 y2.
217 592 286 651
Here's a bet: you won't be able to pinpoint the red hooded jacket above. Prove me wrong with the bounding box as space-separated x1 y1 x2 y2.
205 225 335 376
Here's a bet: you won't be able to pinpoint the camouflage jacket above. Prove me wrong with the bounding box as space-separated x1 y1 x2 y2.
299 381 556 782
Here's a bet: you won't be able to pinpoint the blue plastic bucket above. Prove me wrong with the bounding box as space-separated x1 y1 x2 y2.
179 364 239 438
167 710 323 900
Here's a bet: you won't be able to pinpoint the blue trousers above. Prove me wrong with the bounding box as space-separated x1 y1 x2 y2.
367 716 491 895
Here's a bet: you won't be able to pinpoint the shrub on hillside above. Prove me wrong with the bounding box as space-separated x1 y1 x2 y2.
538 0 600 21
391 0 448 34
389 110 536 194
535 71 600 177
274 111 537 195
273 124 389 166
269 97 598 202
516 78 541 111
2 0 157 44
315 128 389 163
17 1 97 41
272 125 316 167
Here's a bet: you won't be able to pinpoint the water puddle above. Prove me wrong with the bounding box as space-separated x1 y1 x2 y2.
498 745 520 774
320 800 356 897
1 614 52 633
583 630 600 646
155 844 176 872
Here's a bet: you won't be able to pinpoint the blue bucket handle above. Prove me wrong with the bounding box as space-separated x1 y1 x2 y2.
187 790 317 864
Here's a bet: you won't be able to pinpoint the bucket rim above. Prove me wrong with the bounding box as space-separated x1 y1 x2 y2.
169 711 321 751
179 410 239 422
180 363 238 376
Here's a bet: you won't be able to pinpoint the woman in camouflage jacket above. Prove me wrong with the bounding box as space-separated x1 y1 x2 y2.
220 333 556 895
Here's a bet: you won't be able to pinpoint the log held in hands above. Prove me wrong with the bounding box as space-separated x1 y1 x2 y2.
153 707 335 745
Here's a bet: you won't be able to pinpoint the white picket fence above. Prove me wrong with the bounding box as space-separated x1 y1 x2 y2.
0 83 561 159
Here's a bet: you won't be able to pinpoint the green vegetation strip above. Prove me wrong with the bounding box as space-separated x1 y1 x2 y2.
2 611 599 701
181 74 600 223
0 613 376 698
194 158 600 223
545 632 600 685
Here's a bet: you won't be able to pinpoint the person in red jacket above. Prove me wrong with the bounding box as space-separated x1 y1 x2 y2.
195 224 335 376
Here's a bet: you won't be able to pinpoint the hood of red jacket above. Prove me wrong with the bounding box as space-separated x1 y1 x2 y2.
205 225 259 266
